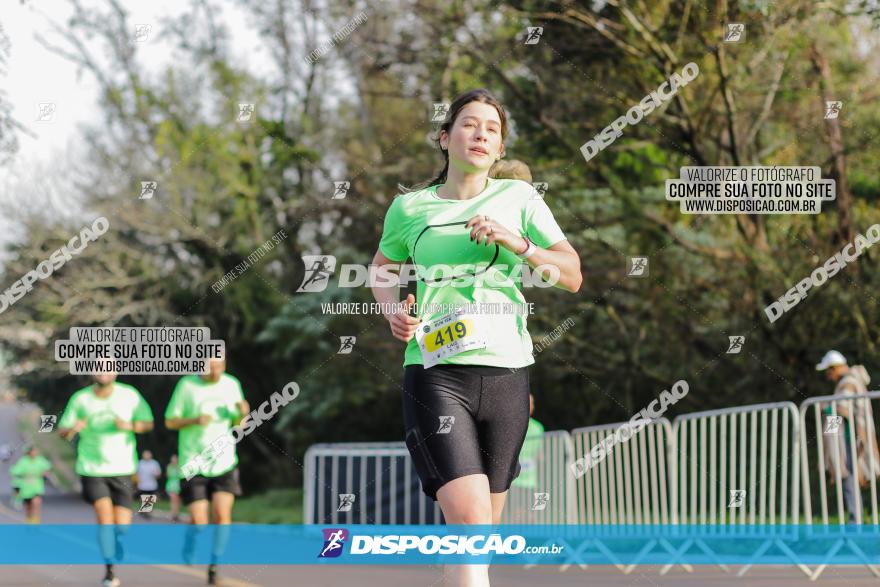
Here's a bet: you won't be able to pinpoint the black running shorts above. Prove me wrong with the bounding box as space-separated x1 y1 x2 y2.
403 364 530 501
81 475 135 507
180 467 242 505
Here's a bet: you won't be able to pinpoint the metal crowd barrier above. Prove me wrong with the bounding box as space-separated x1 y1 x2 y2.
565 419 684 573
672 402 804 577
500 430 575 526
303 442 443 525
673 402 801 526
500 430 576 568
302 394 880 578
571 418 676 525
799 391 880 579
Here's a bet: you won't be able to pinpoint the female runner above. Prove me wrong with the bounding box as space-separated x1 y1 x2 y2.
370 88 581 586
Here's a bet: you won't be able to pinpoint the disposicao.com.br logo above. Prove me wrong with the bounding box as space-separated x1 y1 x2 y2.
317 528 563 558
318 528 349 558
297 255 560 292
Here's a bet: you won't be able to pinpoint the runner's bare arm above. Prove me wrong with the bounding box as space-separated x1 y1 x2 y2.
371 248 421 342
521 240 582 293
135 421 154 433
115 419 153 433
165 415 212 429
234 400 250 426
58 419 87 440
466 216 582 293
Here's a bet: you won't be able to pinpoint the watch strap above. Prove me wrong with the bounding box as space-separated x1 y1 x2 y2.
517 236 537 259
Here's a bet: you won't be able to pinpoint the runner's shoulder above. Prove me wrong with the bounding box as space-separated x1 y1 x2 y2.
491 178 540 204
492 177 531 190
220 372 241 385
390 186 431 209
175 374 202 388
113 381 143 397
220 372 243 394
67 385 95 402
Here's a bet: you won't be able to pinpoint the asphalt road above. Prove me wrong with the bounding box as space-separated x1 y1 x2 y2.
1 402 877 586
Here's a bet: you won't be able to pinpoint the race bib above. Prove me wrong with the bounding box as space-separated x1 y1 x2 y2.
416 309 488 368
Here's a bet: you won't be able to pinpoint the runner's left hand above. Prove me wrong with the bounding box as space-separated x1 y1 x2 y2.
116 419 146 432
466 215 527 254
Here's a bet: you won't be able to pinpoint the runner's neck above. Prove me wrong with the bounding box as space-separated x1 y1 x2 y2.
92 383 114 397
435 176 491 201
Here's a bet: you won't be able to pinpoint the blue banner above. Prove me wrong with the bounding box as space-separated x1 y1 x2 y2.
1 524 879 565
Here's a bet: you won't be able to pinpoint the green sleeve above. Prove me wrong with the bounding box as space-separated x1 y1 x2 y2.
10 460 23 477
378 196 410 262
522 194 566 250
39 456 52 472
133 390 154 422
233 376 245 403
164 379 188 420
227 376 245 420
58 392 83 429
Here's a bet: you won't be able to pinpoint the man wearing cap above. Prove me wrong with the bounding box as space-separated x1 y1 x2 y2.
815 350 880 523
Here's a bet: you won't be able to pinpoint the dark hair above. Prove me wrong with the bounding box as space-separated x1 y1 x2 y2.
401 89 509 193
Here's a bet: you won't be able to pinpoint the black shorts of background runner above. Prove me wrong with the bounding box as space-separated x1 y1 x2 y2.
403 364 530 501
181 468 242 505
81 475 134 506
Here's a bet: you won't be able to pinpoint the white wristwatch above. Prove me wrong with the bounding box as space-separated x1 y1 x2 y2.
516 236 537 260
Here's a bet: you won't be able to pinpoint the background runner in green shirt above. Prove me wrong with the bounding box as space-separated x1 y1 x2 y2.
59 380 154 478
166 357 249 586
58 369 154 587
512 394 545 489
165 365 247 480
10 446 52 523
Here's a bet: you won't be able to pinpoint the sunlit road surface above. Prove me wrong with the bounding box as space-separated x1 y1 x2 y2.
2 562 880 587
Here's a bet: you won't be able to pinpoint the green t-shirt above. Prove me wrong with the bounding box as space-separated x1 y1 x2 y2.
512 417 545 488
10 455 52 499
58 383 154 477
165 373 245 478
165 463 182 494
379 178 567 368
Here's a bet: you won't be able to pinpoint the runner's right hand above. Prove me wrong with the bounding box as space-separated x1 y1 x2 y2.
114 418 133 431
197 414 213 425
385 293 421 343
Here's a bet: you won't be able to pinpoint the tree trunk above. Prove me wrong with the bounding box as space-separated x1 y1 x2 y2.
810 43 855 246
